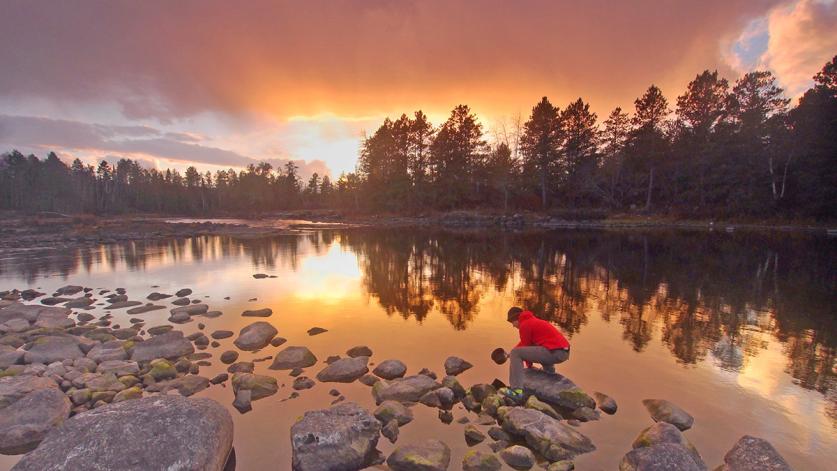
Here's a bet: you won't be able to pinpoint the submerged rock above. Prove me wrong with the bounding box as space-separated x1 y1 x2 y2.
291 402 382 471
642 399 694 431
307 327 328 336
387 439 451 471
232 321 278 351
270 346 317 370
346 345 373 358
316 356 369 383
373 359 407 380
146 292 172 301
501 407 595 461
242 308 272 317
220 350 239 364
11 395 233 471
593 391 617 415
126 304 165 315
717 435 792 471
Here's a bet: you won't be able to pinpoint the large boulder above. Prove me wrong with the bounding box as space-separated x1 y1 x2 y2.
716 435 792 471
372 374 440 404
269 346 317 370
87 340 127 362
316 356 369 383
233 321 277 351
0 387 71 455
130 331 195 362
373 359 407 380
23 335 84 364
0 375 58 408
620 443 704 471
631 422 705 469
291 402 382 471
12 396 233 471
387 439 451 471
520 369 594 412
642 399 694 431
501 407 595 461
0 345 23 368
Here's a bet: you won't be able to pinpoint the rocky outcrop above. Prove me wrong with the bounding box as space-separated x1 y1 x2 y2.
291 402 382 471
12 395 233 471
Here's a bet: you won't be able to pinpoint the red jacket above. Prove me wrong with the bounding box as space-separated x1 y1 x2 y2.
515 311 570 350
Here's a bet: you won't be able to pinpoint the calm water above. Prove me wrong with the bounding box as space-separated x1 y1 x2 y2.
0 228 834 470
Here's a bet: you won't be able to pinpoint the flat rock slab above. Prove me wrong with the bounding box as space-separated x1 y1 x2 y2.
291 402 381 471
233 321 277 351
126 304 165 315
620 443 704 471
170 304 208 316
521 369 594 411
105 301 143 309
24 336 84 364
130 331 195 362
0 387 71 455
502 407 595 461
387 439 451 471
718 435 792 471
372 374 440 404
0 375 59 408
316 356 369 383
643 399 694 431
242 308 272 317
12 395 233 471
270 346 317 370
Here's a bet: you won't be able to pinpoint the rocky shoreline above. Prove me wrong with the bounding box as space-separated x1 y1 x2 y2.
0 282 798 470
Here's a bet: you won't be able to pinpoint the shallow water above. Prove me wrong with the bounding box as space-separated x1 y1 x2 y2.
1 227 834 470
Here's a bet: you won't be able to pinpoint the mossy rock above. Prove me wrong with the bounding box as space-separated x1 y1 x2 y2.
148 359 177 381
556 388 595 410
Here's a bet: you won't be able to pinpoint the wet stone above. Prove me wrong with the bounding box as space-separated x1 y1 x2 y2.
387 439 451 471
444 355 473 376
293 376 316 390
643 399 694 431
291 402 381 471
270 346 317 370
307 327 327 336
372 359 407 380
462 449 502 471
499 445 535 470
233 321 278 351
717 435 792 471
220 350 239 364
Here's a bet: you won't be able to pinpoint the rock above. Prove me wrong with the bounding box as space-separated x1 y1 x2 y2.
499 445 535 470
0 346 23 368
316 356 369 383
462 449 502 471
717 435 792 471
171 297 191 306
373 359 407 380
176 375 210 396
106 301 142 309
387 439 451 471
40 297 71 306
631 422 705 470
620 443 704 471
501 407 595 461
438 409 453 424
175 288 192 297
293 376 316 390
126 304 165 315
0 387 70 454
0 375 59 408
242 308 272 317
270 337 287 347
96 360 139 376
471 383 497 402
372 374 440 404
113 385 142 403
374 400 414 425
270 346 317 370
233 321 278 351
382 419 399 443
24 336 84 364
307 327 328 336
464 425 486 445
220 350 239 364
227 362 254 374
55 285 83 296
525 395 560 419
131 331 195 361
231 372 278 400
572 406 600 422
203 311 223 318
360 373 380 386
11 395 232 471
291 402 381 471
444 356 473 376
211 330 233 339
488 440 509 453
642 399 694 431
168 311 191 324
148 359 177 381
520 369 594 411
593 391 617 414
147 325 173 336
418 368 438 379
547 461 574 471
146 292 172 301
232 389 252 413
441 375 466 399
171 304 208 316
488 426 511 442
347 345 373 357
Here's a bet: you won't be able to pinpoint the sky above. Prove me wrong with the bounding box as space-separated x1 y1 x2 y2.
0 0 835 179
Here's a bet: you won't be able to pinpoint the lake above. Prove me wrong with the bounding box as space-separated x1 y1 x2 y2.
0 226 834 470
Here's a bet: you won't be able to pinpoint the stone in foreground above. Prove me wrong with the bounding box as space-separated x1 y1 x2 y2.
372 374 440 404
520 369 595 412
501 407 595 461
717 435 792 471
642 399 694 431
620 443 704 471
130 331 195 362
387 439 451 471
233 321 278 351
499 445 535 470
12 395 233 471
316 356 369 383
631 422 705 469
291 402 381 471
0 387 71 455
462 449 502 471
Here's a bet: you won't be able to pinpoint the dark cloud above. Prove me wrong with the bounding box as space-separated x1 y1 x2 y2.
0 0 787 120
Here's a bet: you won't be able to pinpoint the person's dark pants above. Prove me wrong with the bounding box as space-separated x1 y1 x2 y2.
509 346 569 389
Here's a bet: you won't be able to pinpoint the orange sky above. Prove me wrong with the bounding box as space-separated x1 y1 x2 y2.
1 0 835 176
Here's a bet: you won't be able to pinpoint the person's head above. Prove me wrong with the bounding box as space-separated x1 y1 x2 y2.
507 306 523 328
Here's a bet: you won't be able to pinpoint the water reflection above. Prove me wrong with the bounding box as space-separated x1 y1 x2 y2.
1 229 834 401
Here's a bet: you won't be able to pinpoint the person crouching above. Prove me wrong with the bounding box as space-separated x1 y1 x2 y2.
503 306 570 400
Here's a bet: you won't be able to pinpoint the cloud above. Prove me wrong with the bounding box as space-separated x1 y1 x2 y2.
0 114 328 179
0 0 784 121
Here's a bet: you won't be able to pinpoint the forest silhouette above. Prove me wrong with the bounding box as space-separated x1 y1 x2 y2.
1 57 835 219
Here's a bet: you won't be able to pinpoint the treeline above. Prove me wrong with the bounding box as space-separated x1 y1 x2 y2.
1 56 835 219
